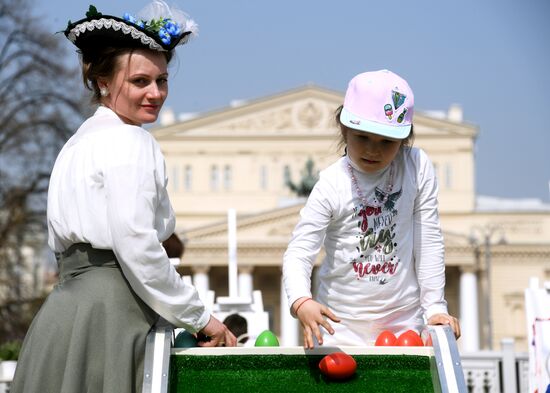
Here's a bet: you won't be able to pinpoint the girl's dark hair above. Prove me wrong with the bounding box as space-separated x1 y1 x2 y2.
80 46 173 104
334 105 415 154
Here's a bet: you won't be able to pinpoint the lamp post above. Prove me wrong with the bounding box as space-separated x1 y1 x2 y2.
469 224 506 350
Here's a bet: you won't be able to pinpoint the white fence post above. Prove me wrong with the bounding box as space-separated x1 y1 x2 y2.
501 338 517 393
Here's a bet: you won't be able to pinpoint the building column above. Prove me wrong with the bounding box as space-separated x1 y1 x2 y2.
21 246 39 297
192 266 210 304
459 265 480 352
280 275 299 346
238 266 254 299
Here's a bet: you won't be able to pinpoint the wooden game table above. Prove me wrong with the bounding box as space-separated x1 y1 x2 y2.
142 325 466 393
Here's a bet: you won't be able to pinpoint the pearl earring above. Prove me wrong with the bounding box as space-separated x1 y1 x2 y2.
100 87 109 97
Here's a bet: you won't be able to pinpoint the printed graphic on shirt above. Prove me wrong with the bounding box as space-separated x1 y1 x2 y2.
350 189 402 283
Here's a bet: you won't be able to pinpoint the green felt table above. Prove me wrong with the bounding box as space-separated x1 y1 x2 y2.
168 346 440 393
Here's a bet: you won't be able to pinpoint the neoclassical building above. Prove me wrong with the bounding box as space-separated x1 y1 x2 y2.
152 86 550 352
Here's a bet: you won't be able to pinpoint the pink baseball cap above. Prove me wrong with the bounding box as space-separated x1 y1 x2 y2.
340 69 414 139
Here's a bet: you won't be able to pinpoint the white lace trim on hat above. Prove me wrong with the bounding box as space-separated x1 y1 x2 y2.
67 18 189 51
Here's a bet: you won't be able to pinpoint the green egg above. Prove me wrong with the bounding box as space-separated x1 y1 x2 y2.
254 330 280 347
174 330 198 348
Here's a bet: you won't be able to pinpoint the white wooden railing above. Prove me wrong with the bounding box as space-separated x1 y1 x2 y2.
461 339 530 393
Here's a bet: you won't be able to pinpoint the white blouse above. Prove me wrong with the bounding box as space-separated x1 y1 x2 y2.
47 106 210 332
283 148 448 323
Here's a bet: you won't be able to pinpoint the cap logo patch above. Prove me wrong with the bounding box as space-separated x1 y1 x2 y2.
392 90 406 110
350 119 361 125
397 108 407 124
384 104 393 120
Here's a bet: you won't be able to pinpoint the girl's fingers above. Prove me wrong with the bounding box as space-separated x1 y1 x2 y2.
303 326 314 349
298 303 341 348
321 307 341 323
319 319 334 335
428 314 461 339
311 323 324 346
444 316 460 339
451 318 461 339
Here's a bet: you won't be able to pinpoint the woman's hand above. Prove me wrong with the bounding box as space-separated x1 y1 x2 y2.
427 313 461 339
197 315 237 347
292 297 340 349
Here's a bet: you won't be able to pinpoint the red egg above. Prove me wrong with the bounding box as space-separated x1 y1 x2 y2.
375 330 397 346
396 330 424 346
420 330 433 346
424 335 433 346
319 352 357 380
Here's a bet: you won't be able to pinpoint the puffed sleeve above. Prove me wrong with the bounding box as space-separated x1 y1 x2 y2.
102 126 210 332
412 149 448 318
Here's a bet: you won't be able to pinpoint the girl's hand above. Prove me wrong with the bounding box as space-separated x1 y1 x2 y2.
292 297 340 349
427 313 461 339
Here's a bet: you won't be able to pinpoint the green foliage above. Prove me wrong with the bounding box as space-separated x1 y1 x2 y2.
0 340 22 361
85 5 102 18
148 18 168 33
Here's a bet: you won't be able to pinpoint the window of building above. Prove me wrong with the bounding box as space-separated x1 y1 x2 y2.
184 165 192 191
260 165 268 190
223 165 232 190
210 165 219 191
171 165 179 192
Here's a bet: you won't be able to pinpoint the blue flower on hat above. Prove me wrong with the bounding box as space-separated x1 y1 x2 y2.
65 3 197 52
123 13 141 27
123 13 136 23
122 12 182 45
164 20 181 37
123 13 145 28
158 28 171 45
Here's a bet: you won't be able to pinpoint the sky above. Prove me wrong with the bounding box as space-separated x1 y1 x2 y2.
34 0 550 202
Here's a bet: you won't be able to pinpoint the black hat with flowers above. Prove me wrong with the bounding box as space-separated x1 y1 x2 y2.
64 0 197 52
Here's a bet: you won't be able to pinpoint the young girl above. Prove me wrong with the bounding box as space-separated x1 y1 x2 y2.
283 69 460 348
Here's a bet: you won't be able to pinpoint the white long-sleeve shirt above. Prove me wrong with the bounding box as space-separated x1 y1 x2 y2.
47 106 210 333
283 147 448 327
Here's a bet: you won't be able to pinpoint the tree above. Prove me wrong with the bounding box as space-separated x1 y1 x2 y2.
0 0 89 341
286 158 319 197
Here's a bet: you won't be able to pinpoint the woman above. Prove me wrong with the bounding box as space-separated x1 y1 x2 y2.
12 2 236 392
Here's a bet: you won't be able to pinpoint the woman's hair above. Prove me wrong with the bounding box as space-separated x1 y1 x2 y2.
334 105 415 154
80 46 174 104
162 233 185 259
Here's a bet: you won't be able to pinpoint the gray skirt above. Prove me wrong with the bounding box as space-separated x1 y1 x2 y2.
11 243 159 393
